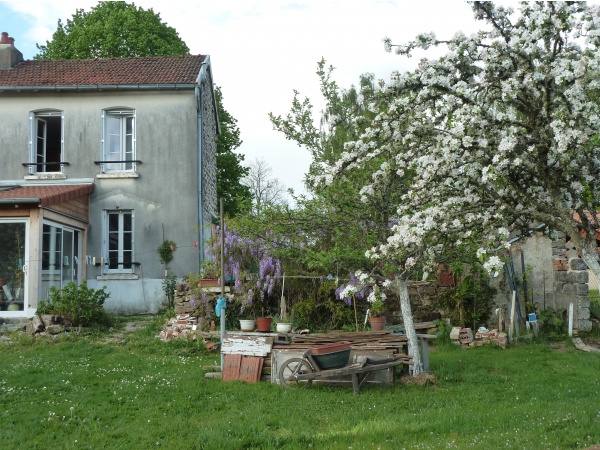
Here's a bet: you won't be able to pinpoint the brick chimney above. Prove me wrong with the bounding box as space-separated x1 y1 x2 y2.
0 32 24 69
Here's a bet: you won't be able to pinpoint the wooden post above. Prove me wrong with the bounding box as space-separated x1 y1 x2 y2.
509 291 516 343
219 198 226 370
568 302 573 336
498 308 503 332
353 295 359 332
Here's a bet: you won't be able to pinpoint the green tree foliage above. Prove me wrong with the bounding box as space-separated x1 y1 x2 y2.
265 59 405 276
35 1 189 59
215 87 252 217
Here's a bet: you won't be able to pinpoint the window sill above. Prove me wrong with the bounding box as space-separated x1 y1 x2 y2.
97 172 139 179
97 274 139 281
25 173 66 180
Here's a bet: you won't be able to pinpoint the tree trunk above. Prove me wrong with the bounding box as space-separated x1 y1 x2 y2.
395 277 423 376
581 235 600 278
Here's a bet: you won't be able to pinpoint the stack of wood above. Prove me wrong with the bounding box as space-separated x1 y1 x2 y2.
290 330 408 351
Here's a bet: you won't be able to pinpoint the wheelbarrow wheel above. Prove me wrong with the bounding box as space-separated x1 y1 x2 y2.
279 358 314 389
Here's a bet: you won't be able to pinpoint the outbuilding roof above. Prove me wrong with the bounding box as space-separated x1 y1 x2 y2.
0 184 94 207
0 55 206 88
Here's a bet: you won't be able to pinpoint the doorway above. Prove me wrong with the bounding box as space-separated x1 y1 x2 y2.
41 223 80 298
0 221 28 312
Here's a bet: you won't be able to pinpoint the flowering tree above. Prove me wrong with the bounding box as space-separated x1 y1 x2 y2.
321 2 600 369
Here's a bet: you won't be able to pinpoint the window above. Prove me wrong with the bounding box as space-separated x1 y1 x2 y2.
41 223 79 294
104 211 134 273
29 111 63 174
102 109 136 172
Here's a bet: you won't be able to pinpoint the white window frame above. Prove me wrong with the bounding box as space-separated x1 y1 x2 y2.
103 210 134 274
101 109 136 173
41 222 80 290
28 110 64 174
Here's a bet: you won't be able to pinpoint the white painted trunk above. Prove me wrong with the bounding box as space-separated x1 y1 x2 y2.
395 277 423 376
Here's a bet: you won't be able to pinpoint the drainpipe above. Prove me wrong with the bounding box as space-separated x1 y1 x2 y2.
196 60 208 269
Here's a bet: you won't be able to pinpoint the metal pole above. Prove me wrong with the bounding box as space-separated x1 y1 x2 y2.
220 198 225 370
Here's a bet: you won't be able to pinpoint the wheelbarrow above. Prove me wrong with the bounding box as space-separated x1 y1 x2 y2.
278 347 405 395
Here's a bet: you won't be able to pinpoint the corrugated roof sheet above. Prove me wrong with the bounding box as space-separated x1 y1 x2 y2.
0 184 94 207
0 55 206 87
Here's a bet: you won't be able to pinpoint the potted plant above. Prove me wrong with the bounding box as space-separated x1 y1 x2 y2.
276 290 292 333
239 318 256 332
276 317 292 333
199 259 220 288
368 285 387 331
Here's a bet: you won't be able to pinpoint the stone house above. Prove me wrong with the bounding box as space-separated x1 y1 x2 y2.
402 228 599 333
494 230 598 332
0 32 218 317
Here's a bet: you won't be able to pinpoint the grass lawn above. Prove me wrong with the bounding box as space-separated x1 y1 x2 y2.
1 315 599 449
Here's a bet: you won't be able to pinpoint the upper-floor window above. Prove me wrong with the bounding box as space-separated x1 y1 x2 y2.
29 110 63 174
101 109 136 172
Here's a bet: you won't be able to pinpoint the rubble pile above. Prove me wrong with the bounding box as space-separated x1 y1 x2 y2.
158 314 218 343
449 326 508 348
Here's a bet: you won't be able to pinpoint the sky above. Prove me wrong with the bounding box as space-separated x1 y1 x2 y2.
0 0 496 196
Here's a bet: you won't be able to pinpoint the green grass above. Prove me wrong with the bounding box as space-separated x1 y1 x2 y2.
1 319 599 449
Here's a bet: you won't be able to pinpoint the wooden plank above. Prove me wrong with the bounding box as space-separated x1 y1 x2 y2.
222 354 243 381
239 356 262 384
256 358 264 383
221 336 273 356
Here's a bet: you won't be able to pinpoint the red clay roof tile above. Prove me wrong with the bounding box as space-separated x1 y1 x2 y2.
0 55 206 87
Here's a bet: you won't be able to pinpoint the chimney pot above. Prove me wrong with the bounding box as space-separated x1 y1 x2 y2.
0 32 8 44
8 37 14 45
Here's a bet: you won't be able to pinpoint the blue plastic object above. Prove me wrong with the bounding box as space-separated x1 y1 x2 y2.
215 296 226 317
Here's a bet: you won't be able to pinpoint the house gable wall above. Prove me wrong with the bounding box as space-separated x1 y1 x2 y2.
0 86 217 314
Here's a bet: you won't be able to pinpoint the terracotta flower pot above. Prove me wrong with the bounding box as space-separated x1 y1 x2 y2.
256 317 272 332
369 316 386 331
199 278 219 288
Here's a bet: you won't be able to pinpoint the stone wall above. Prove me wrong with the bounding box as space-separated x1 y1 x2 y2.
490 231 594 332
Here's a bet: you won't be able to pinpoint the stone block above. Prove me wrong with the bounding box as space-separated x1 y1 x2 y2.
577 295 590 308
459 328 474 344
577 308 590 320
564 248 579 259
576 284 588 295
571 270 590 283
555 271 570 283
569 258 588 271
45 324 65 335
579 319 592 332
450 326 461 344
559 284 576 294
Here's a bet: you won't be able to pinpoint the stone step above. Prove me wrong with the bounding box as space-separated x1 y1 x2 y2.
0 317 29 333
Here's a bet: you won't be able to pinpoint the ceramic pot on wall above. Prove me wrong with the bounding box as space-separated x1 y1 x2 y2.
369 316 386 331
256 317 272 332
239 319 256 332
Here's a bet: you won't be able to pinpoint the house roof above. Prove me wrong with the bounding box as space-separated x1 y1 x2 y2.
0 55 207 88
0 184 94 207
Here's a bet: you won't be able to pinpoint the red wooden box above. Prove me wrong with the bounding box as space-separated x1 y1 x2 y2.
310 341 351 355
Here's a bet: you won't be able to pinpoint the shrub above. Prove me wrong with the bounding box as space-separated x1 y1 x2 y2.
434 265 495 328
157 240 177 266
162 272 177 309
37 281 112 327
